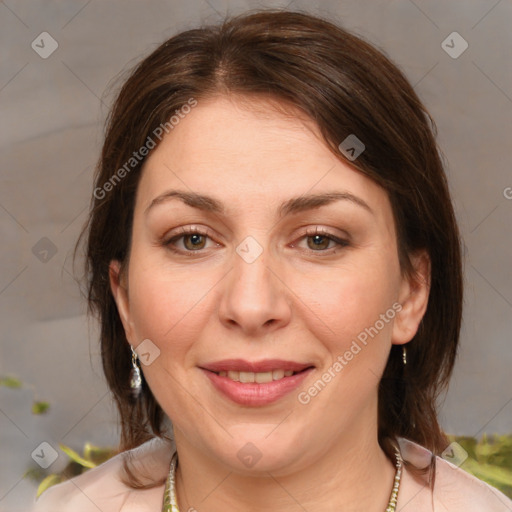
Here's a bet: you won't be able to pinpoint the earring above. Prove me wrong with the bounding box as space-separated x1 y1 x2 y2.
130 346 142 398
402 346 407 366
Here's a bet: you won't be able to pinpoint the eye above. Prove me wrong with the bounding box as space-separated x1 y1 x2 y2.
162 226 349 257
163 226 218 255
292 227 350 254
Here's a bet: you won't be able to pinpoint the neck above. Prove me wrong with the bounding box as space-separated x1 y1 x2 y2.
173 424 396 512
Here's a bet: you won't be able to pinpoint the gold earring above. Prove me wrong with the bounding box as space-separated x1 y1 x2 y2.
402 346 407 366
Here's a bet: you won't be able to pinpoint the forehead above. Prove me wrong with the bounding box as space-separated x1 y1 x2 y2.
136 95 391 221
153 95 329 171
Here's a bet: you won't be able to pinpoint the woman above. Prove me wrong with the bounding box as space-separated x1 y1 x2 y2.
31 9 512 512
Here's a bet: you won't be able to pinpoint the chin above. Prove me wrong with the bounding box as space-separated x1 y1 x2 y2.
209 425 310 475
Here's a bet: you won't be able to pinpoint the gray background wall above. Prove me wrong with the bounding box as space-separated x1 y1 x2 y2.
1 1 511 510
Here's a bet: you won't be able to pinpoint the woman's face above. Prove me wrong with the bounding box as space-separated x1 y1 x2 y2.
110 95 428 475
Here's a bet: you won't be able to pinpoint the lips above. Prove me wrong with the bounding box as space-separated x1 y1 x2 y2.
200 358 313 373
199 359 315 406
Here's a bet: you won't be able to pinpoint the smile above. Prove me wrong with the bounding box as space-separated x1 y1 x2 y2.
200 359 314 406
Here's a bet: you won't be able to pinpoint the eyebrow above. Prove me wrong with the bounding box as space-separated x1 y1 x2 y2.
144 190 374 217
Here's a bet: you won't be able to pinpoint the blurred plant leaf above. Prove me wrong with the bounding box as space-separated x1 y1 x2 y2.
0 376 22 388
58 444 96 469
83 442 117 465
36 474 62 498
32 401 50 415
447 433 512 498
23 467 45 482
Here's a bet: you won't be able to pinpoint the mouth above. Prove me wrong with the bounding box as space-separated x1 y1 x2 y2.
210 368 307 383
199 359 315 406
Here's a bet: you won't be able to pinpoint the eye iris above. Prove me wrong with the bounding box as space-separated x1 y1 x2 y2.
308 234 329 250
184 234 206 250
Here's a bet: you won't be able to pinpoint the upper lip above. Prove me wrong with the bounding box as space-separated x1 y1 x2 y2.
200 359 314 373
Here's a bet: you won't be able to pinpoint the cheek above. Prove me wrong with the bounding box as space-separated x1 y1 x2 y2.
291 273 398 414
126 255 222 361
126 264 214 406
291 260 399 347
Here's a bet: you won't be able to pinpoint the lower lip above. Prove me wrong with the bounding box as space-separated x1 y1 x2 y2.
201 368 314 406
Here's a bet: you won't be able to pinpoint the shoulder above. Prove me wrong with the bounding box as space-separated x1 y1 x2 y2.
432 455 512 511
30 437 175 512
398 437 512 512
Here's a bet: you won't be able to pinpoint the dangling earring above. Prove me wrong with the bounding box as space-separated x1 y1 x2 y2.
130 346 142 398
402 345 407 366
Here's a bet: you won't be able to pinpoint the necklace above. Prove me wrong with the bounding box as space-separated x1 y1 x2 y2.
162 447 403 512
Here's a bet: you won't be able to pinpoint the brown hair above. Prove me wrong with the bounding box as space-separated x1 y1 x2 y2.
76 9 463 487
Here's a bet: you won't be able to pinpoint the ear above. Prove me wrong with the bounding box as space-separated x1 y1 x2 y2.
109 260 136 344
392 250 431 345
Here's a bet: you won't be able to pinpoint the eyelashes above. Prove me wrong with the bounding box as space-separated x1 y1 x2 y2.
292 227 350 253
162 227 218 254
161 226 350 257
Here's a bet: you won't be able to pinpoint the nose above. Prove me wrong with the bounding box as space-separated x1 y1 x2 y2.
217 242 292 336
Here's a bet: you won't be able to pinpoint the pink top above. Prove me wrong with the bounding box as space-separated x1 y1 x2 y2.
30 436 512 511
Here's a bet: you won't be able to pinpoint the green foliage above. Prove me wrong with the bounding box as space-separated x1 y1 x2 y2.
59 444 96 469
0 374 50 414
32 443 118 498
36 474 62 498
0 376 23 388
448 434 512 498
31 401 50 415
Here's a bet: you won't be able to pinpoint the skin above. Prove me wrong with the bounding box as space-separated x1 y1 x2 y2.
110 95 430 512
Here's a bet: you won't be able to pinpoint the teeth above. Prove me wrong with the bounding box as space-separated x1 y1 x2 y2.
217 369 298 383
272 369 285 380
239 371 254 383
255 371 273 383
